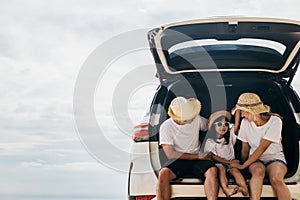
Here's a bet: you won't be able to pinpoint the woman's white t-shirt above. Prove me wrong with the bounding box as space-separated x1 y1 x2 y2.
159 115 208 154
238 115 286 163
204 128 237 161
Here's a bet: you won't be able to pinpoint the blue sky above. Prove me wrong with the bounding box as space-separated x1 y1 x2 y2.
1 0 300 199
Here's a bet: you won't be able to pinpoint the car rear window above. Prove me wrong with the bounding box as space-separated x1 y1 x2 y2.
167 39 286 71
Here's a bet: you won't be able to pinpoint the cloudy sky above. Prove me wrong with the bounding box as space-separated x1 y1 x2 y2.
1 0 300 199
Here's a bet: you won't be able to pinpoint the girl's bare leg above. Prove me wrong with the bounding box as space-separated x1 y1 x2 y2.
218 165 238 197
230 167 248 196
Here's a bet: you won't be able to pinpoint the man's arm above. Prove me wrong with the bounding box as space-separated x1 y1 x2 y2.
162 144 212 160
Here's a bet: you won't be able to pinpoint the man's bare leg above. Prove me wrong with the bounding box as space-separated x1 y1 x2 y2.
204 167 218 200
157 167 176 200
248 161 265 200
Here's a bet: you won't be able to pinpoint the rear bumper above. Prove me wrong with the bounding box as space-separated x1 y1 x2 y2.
171 183 300 199
129 142 158 196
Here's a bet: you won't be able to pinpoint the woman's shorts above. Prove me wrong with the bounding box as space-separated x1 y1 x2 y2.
260 159 287 167
162 159 215 179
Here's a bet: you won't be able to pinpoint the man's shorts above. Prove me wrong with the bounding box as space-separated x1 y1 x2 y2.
162 159 215 179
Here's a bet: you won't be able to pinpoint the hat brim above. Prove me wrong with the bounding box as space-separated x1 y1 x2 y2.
231 104 270 115
168 99 201 122
208 110 232 130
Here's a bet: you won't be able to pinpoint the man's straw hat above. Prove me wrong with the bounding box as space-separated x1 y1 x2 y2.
168 97 201 122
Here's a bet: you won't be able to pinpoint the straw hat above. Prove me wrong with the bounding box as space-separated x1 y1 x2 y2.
208 110 232 130
231 92 270 115
168 97 201 122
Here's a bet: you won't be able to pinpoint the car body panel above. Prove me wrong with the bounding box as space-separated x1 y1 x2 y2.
128 142 157 196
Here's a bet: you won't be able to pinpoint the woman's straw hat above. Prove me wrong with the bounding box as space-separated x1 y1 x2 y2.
208 110 232 130
231 92 270 115
168 97 201 122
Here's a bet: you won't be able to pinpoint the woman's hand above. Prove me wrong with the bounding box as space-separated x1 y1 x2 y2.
230 160 245 170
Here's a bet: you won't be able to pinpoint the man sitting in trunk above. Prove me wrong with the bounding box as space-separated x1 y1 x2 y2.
157 96 219 200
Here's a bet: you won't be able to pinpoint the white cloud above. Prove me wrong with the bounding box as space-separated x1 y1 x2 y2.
21 161 109 171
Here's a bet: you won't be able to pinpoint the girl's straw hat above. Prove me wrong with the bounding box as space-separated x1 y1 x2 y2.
231 92 270 115
168 97 201 122
208 110 231 130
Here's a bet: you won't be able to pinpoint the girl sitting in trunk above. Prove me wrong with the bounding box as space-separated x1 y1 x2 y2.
204 110 248 197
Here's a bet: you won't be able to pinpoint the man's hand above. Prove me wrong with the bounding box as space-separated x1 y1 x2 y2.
198 152 213 160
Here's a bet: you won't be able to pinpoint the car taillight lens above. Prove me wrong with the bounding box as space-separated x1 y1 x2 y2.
133 123 149 142
135 195 156 200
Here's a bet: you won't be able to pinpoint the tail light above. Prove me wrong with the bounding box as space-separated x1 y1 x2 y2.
135 195 156 200
133 123 149 142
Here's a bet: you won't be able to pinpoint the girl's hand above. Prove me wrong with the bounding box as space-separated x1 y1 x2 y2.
198 152 213 160
230 159 240 165
235 109 241 116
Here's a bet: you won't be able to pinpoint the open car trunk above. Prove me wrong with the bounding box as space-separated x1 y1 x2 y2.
148 74 300 182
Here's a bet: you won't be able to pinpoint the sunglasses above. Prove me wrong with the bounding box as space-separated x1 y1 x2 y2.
214 121 230 127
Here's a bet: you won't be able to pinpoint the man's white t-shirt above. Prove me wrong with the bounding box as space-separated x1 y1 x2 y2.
159 115 208 154
238 115 286 163
204 128 237 161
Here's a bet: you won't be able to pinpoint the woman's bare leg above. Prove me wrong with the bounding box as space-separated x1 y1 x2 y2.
248 161 265 200
266 162 291 200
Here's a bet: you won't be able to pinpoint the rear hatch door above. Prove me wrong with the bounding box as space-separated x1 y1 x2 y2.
148 17 300 83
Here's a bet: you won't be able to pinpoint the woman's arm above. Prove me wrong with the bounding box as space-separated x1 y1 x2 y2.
240 139 272 169
162 144 212 160
241 141 250 163
230 141 249 169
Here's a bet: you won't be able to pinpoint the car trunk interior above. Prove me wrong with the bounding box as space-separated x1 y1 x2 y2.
149 74 299 182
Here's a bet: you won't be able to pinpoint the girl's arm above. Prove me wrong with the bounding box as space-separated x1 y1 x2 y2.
234 109 241 135
211 154 231 164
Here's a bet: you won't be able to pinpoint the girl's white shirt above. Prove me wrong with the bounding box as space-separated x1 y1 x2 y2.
204 128 237 161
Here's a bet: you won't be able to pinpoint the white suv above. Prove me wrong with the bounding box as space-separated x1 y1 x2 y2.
128 17 300 200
